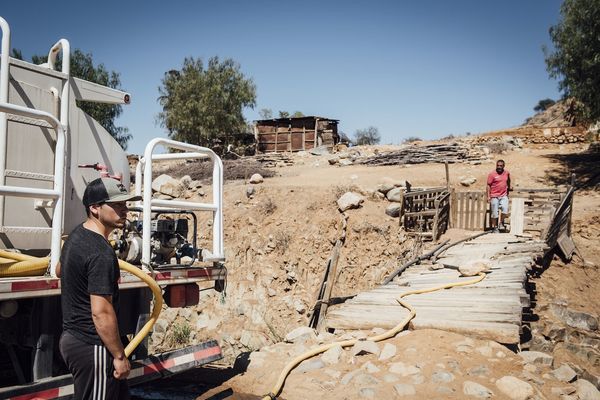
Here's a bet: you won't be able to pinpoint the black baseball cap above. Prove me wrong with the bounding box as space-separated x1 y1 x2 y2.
83 178 142 208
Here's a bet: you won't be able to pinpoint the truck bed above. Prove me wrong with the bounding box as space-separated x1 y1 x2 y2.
0 266 226 300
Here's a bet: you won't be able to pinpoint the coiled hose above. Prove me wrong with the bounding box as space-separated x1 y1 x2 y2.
0 250 162 357
261 272 488 400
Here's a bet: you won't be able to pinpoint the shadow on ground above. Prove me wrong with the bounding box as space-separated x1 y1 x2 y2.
540 148 600 189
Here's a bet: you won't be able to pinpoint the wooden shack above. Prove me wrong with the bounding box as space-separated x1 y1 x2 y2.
254 116 339 153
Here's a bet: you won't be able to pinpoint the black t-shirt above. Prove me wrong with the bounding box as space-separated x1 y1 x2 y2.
60 224 120 345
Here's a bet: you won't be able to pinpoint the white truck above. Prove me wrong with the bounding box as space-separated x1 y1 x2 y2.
0 17 226 399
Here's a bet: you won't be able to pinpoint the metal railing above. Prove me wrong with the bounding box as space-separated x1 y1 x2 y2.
135 138 224 266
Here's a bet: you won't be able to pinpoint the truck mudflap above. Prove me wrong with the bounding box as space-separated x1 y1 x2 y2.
0 340 222 400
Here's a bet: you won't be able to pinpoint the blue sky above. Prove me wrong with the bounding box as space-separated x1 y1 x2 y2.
2 1 562 154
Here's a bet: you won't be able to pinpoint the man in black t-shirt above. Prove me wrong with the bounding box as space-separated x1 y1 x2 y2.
59 178 141 400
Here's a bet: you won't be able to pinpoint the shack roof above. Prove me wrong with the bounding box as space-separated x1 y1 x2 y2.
254 116 339 124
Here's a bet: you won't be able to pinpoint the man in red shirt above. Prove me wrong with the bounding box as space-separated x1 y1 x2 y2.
487 159 511 232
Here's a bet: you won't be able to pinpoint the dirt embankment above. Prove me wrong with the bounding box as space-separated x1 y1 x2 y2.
146 141 600 399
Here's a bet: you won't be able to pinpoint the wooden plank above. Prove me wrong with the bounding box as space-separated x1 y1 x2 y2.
510 198 525 235
466 192 472 230
459 192 466 229
557 232 575 260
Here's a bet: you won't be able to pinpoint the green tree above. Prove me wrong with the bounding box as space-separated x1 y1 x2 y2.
278 111 290 118
534 98 556 113
354 126 381 145
291 111 304 118
22 49 131 149
259 108 273 119
157 56 256 148
544 0 600 122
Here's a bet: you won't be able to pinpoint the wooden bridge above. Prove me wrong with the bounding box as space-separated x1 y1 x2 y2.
321 183 575 345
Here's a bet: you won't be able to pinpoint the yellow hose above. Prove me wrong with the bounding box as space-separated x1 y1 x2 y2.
0 250 49 277
0 250 162 357
118 259 163 357
261 272 487 400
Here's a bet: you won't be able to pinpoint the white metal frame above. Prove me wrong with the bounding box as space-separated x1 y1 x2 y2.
135 138 224 266
0 18 69 276
0 102 66 275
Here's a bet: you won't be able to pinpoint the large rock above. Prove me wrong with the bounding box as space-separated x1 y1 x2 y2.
321 345 343 365
459 260 492 277
337 192 365 212
377 183 395 194
389 362 420 376
519 350 553 366
385 203 403 217
552 364 578 383
152 174 185 198
550 303 599 331
393 384 416 396
351 340 380 356
180 175 192 188
463 381 494 398
460 177 477 187
297 358 325 372
378 343 397 361
386 187 404 202
249 173 264 184
284 326 317 344
574 379 600 400
495 376 534 400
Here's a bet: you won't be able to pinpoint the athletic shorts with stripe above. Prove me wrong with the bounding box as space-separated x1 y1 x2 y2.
60 331 130 400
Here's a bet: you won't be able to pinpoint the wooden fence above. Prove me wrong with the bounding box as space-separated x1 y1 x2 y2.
450 187 569 239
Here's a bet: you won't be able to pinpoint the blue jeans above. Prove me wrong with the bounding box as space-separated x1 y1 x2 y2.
490 196 509 218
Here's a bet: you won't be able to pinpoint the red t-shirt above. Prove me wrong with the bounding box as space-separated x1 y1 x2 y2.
487 169 510 198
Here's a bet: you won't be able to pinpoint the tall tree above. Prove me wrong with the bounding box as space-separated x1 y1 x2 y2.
259 108 273 119
291 111 305 117
534 98 556 113
354 126 381 145
21 49 131 149
278 111 290 118
544 0 600 122
157 56 256 148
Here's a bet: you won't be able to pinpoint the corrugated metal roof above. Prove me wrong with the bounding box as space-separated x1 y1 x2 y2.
254 116 339 123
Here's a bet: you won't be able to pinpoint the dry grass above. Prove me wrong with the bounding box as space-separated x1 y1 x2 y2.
160 158 276 183
258 197 277 215
273 230 291 254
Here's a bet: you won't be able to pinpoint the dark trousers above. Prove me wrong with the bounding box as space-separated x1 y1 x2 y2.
59 331 130 400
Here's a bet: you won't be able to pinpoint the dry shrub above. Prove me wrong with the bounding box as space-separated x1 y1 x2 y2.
258 197 277 215
485 142 511 154
273 230 291 254
331 184 361 199
160 158 275 182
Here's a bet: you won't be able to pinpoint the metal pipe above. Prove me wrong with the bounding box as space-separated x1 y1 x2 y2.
0 186 59 198
0 17 11 228
142 138 224 266
150 199 217 211
0 102 66 276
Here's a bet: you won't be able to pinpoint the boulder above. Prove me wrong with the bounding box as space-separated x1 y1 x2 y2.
152 174 185 198
378 343 397 361
393 384 416 396
519 350 553 366
362 361 381 374
377 183 395 194
460 177 477 187
246 186 256 198
459 260 492 277
309 145 330 156
351 340 380 356
337 192 364 212
495 376 534 400
432 371 455 383
339 159 353 166
552 364 578 383
249 173 264 184
386 187 404 202
321 345 343 365
463 381 494 399
385 203 403 217
180 175 192 188
389 362 420 376
550 303 599 331
297 358 325 372
574 379 600 400
284 326 317 344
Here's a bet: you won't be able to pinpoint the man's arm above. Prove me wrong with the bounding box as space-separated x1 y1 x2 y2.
90 294 130 379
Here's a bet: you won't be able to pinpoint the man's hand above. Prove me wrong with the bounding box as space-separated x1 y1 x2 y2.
113 356 130 379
